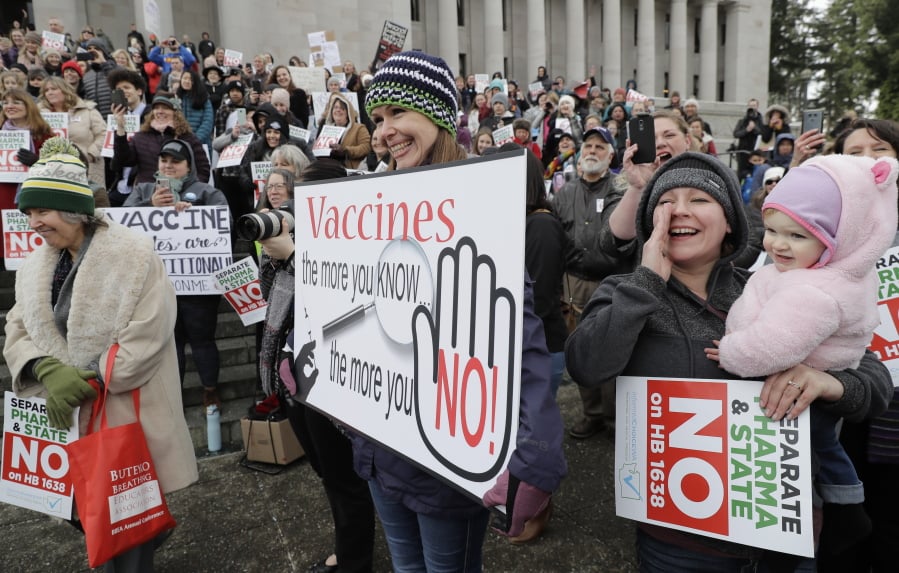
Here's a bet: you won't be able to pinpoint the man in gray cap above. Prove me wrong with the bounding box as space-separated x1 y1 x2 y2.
554 127 630 439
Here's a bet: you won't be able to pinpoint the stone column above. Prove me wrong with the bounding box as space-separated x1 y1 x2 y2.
527 0 546 84
484 0 504 75
216 0 267 59
438 0 460 75
636 0 656 95
566 0 586 85
602 0 621 90
700 0 718 101
669 0 688 96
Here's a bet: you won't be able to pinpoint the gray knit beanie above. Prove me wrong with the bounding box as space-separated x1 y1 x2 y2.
638 152 747 259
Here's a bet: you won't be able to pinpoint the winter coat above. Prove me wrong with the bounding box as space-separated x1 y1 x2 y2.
180 94 213 147
82 60 118 118
553 175 631 281
565 153 893 560
719 156 899 377
39 98 107 186
317 93 371 169
4 222 199 494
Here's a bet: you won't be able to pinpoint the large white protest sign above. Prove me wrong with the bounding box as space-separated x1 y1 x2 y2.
0 131 30 183
217 133 253 168
103 207 232 294
223 49 243 68
615 376 813 557
0 392 78 519
101 114 140 158
41 112 69 139
213 257 268 325
870 245 899 385
293 152 527 500
312 126 346 157
288 66 327 94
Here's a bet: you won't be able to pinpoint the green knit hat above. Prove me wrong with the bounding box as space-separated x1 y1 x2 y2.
18 137 95 215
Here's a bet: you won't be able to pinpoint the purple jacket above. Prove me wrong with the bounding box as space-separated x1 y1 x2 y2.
352 274 567 518
113 126 210 185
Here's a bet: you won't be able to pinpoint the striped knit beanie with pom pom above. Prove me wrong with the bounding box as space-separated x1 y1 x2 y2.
365 51 458 138
18 137 95 215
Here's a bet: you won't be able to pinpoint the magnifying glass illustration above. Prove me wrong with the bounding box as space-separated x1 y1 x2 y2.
322 238 434 344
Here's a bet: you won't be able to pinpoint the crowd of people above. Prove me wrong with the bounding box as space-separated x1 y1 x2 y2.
3 14 899 573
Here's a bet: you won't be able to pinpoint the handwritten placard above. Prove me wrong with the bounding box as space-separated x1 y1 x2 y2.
288 66 327 94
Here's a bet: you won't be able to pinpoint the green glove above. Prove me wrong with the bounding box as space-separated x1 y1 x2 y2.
33 357 98 430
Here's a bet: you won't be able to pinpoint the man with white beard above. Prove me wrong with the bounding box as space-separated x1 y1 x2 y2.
553 127 631 439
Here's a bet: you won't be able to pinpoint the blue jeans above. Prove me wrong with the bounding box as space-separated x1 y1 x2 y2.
811 407 863 504
549 351 565 399
368 480 489 572
636 528 815 573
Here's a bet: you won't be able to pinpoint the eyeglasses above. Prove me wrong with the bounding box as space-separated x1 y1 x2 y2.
266 182 288 191
82 30 93 35
764 178 781 185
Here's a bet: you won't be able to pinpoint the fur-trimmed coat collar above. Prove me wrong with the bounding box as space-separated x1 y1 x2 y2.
16 220 155 368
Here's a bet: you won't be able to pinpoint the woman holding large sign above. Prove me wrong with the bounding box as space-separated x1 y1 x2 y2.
3 139 197 568
565 152 892 571
357 51 566 571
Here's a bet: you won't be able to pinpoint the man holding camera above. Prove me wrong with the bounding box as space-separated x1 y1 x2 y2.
732 97 763 181
149 35 197 76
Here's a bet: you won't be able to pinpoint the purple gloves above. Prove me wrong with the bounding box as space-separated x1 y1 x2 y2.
482 469 551 538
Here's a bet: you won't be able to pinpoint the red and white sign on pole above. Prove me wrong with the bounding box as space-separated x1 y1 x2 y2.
217 134 253 168
0 131 31 183
2 210 44 271
0 392 78 519
101 114 140 158
223 49 243 68
615 376 813 557
41 112 69 139
251 161 271 206
213 257 268 326
871 245 899 385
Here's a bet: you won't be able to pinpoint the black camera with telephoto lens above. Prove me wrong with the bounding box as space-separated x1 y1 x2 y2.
236 201 295 241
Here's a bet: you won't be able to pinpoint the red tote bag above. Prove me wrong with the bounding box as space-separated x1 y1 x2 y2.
67 344 177 567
